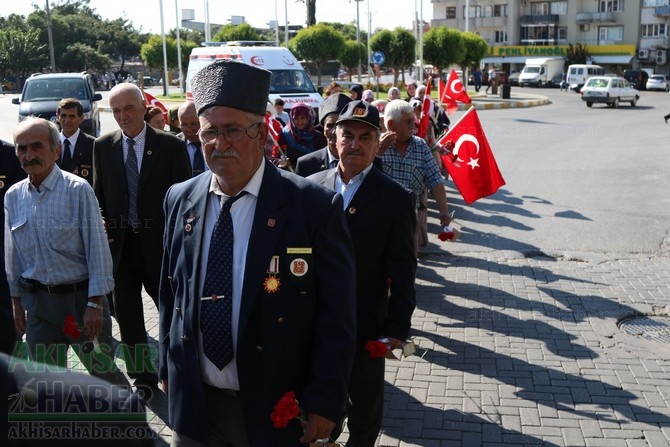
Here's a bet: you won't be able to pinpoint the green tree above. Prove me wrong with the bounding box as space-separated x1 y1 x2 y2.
0 28 48 87
423 27 466 73
390 28 416 85
370 28 415 85
566 43 591 66
213 23 261 43
60 42 113 72
460 31 489 69
290 24 345 87
97 18 144 73
340 40 367 82
141 35 178 70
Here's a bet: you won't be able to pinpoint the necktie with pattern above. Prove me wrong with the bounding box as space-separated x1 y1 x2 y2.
125 138 140 229
62 139 72 170
200 192 247 370
192 142 205 175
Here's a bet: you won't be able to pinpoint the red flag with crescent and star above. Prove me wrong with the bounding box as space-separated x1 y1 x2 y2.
143 90 168 122
436 107 505 204
417 77 433 139
439 69 471 115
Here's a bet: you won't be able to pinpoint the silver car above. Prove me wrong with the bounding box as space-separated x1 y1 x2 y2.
646 74 669 92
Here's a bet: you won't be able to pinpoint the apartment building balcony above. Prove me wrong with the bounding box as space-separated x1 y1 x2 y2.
654 6 670 16
520 14 559 24
576 12 617 24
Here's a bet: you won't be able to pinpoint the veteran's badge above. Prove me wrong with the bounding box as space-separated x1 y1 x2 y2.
264 255 281 293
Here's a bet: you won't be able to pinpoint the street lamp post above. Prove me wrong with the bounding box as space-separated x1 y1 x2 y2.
45 0 56 71
175 0 184 95
159 0 170 97
355 0 363 83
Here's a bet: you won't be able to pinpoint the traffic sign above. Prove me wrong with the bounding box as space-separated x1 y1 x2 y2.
371 51 385 66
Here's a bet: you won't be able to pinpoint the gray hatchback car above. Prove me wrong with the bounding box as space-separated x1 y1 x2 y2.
12 72 103 136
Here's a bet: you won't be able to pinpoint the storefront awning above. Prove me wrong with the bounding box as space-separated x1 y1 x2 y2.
482 56 529 64
590 55 634 64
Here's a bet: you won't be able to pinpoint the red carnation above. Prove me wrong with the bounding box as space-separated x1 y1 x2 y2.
62 315 81 340
364 340 389 359
271 391 303 429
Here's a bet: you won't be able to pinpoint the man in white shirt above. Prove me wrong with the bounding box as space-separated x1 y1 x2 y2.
178 101 208 176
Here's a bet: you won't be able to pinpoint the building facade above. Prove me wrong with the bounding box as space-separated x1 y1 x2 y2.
431 0 669 75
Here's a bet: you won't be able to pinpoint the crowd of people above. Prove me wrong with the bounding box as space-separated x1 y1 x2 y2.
1 62 453 446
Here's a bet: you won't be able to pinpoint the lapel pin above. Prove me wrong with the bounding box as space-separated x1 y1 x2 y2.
348 207 356 215
267 218 276 227
146 150 153 156
185 223 192 232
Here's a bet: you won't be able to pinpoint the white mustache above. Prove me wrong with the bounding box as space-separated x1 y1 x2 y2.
211 149 239 160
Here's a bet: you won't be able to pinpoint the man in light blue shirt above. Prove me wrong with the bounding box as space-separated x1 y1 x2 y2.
5 117 128 387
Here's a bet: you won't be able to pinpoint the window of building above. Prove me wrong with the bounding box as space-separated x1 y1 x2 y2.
643 0 667 7
446 6 456 19
599 26 624 41
557 27 568 41
484 5 492 17
550 1 568 14
464 5 483 18
599 0 623 12
642 23 669 37
493 4 508 17
531 2 550 15
495 30 508 43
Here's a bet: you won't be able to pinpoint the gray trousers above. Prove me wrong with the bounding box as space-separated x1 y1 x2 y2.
18 284 130 388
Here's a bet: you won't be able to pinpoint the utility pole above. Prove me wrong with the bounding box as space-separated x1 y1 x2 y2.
45 0 56 72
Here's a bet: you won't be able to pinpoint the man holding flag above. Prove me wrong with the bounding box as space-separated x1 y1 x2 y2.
380 99 451 255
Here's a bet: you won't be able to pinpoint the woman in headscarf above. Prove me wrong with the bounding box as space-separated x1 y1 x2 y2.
279 102 326 168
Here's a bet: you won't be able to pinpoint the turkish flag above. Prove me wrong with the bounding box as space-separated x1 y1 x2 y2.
439 87 459 116
265 112 283 145
143 91 168 122
417 77 433 139
437 108 505 204
440 69 471 105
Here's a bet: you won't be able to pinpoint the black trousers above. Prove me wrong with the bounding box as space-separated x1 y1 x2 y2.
345 342 385 447
113 230 160 380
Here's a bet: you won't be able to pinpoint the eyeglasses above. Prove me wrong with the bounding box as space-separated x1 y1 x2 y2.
179 123 200 130
197 122 263 144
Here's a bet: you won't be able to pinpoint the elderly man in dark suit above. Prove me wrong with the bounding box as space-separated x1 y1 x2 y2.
56 98 95 185
0 139 26 355
308 101 417 447
93 83 191 390
177 100 208 177
159 60 356 447
295 93 352 177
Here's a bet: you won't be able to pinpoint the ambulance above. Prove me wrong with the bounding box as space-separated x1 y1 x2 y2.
185 41 323 114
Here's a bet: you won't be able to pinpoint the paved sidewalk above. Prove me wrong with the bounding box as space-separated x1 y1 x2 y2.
109 220 670 447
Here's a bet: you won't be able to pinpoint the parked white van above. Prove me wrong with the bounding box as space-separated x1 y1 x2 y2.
566 64 605 92
186 41 323 113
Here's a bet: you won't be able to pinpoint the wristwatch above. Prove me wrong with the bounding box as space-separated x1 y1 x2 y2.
87 301 104 311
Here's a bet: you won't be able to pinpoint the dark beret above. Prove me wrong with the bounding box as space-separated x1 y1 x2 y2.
191 60 271 116
319 93 352 125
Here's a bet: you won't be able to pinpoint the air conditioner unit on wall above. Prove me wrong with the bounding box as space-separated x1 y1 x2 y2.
656 49 666 58
657 55 667 65
638 49 649 59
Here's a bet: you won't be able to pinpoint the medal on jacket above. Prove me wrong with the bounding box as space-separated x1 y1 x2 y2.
264 255 281 293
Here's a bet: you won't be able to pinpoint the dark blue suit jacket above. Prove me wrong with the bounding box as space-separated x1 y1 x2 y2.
309 166 416 342
159 159 357 445
0 141 26 355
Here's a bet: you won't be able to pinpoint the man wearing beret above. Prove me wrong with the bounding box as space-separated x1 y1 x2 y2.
295 93 352 177
308 101 416 446
158 60 357 446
